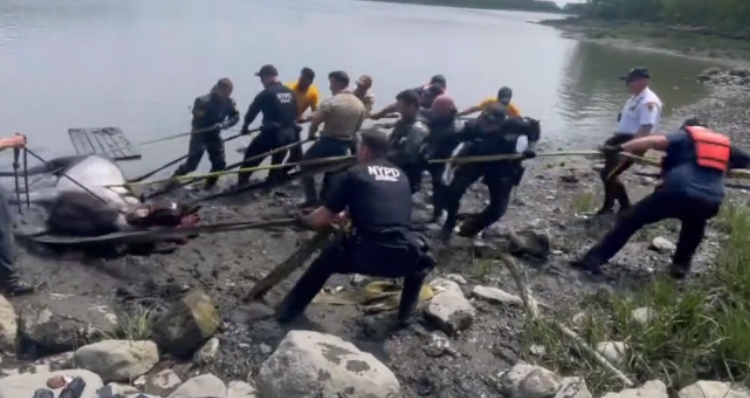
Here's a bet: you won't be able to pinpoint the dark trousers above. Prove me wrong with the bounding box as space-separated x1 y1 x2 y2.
412 161 448 219
580 189 720 272
238 129 296 184
277 231 434 322
173 130 226 185
0 189 19 286
298 137 352 203
599 134 635 213
441 165 515 237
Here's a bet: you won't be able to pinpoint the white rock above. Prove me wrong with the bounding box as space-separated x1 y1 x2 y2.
498 363 560 398
649 237 676 253
571 311 588 330
0 369 103 398
258 330 399 398
602 380 668 398
679 380 750 398
596 341 628 366
193 337 220 365
555 376 592 398
630 307 655 326
74 339 159 382
228 380 260 398
146 369 183 395
125 395 161 398
167 373 227 398
97 382 139 398
445 274 467 284
0 295 17 353
471 285 523 305
425 278 475 334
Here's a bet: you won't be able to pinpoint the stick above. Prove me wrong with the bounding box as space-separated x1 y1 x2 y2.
244 230 333 301
498 253 634 387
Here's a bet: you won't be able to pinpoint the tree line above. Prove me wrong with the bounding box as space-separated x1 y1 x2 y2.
369 0 563 13
562 0 750 34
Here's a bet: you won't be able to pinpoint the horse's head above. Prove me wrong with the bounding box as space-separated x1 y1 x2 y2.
125 200 201 228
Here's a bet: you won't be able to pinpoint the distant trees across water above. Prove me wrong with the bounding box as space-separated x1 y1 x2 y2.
367 0 564 13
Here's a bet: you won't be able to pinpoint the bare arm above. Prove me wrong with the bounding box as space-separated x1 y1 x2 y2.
620 134 668 153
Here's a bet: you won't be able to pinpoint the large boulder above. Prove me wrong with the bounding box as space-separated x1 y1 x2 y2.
167 374 227 398
679 380 750 398
258 330 399 398
602 380 668 398
0 369 103 398
151 289 219 358
425 278 475 335
74 339 159 383
17 293 118 357
0 295 17 353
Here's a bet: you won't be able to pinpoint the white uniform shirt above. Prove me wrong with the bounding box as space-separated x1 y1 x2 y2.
616 87 662 135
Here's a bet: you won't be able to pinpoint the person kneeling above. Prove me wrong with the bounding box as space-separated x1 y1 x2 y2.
276 128 436 326
573 118 743 279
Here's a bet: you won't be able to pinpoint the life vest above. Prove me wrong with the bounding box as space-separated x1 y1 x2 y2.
685 126 731 172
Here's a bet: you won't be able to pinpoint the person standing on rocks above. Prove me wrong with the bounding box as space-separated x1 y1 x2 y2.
386 90 430 193
574 118 744 279
437 104 540 244
0 133 43 296
369 74 447 119
457 86 522 118
276 129 435 327
597 67 662 215
353 74 375 114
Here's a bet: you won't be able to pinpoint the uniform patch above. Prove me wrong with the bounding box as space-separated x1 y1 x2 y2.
646 102 657 111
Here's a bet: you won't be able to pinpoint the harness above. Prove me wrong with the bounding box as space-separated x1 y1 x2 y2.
685 126 731 172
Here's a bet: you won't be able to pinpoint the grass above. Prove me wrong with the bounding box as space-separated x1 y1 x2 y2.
106 306 157 341
572 190 597 214
522 203 750 395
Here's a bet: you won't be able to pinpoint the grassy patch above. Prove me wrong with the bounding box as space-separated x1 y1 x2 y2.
572 190 597 214
522 204 750 394
107 306 157 341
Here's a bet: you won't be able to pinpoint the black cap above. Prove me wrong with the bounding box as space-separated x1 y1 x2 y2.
620 67 650 81
497 86 513 99
481 103 507 123
255 64 279 77
430 74 447 88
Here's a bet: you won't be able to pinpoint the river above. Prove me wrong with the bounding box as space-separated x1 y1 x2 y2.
0 0 720 178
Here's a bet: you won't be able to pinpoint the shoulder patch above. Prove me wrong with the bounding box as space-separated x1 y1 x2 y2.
646 102 657 111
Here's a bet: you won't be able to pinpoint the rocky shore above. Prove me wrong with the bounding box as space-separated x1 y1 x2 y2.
0 67 749 398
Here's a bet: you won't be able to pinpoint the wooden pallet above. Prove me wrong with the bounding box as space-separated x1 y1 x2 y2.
68 127 142 161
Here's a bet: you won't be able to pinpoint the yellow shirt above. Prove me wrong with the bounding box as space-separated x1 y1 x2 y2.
285 81 320 117
478 97 521 117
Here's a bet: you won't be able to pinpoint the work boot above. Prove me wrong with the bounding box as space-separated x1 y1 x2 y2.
2 280 44 296
570 257 602 276
398 272 427 326
203 177 218 191
669 263 690 279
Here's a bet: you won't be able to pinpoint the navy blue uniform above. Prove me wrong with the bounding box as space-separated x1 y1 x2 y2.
238 82 299 185
173 94 240 186
276 158 435 324
419 113 461 221
576 127 744 278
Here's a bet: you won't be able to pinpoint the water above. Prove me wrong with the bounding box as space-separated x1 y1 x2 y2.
0 0 719 178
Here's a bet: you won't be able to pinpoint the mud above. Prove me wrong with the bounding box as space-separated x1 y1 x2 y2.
4 81 750 396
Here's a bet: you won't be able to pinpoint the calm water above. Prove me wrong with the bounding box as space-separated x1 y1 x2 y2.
0 0 719 178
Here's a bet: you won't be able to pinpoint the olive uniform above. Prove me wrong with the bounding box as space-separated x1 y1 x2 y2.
276 158 435 325
172 93 240 188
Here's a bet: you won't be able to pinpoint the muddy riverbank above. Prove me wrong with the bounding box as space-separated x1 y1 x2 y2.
1 71 749 397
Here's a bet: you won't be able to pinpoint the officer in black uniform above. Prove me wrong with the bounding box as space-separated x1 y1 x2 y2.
276 128 435 326
419 94 461 223
237 64 299 187
574 118 748 279
387 90 429 193
439 104 540 243
170 78 240 190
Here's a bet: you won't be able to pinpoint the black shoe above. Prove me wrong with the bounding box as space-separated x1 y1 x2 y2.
595 207 614 216
669 263 690 279
2 280 45 296
203 179 218 191
570 258 602 275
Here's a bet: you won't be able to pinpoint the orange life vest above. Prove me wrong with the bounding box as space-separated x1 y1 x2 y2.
685 126 731 172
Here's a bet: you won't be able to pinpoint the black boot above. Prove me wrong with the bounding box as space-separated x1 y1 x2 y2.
203 177 218 191
275 263 332 323
59 376 86 398
397 272 427 326
669 263 690 279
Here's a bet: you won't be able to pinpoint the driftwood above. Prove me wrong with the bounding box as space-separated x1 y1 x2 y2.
498 253 635 387
245 230 334 302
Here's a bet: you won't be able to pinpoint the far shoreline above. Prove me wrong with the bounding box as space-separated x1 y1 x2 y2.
360 0 568 14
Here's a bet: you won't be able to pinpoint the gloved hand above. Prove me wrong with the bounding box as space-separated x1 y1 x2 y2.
522 149 536 159
240 125 250 135
599 144 622 155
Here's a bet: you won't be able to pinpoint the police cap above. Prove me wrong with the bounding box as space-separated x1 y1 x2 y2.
430 74 447 89
619 67 650 82
359 128 390 158
255 64 279 77
497 86 513 100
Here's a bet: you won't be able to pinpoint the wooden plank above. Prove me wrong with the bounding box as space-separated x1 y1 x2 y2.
68 127 142 161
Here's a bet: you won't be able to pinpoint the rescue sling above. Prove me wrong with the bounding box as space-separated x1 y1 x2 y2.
686 126 731 172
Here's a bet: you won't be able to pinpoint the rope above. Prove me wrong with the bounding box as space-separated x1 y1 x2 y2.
136 124 241 147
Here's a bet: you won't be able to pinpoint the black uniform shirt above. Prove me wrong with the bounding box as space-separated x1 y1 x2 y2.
324 158 412 234
243 82 299 130
192 94 240 130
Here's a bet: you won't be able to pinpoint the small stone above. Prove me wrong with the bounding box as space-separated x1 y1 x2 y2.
529 344 546 356
0 295 17 353
227 380 260 398
74 339 159 383
146 369 182 395
596 341 628 366
425 278 475 335
152 289 220 358
630 307 655 326
167 374 227 398
193 337 220 365
649 237 676 253
602 379 668 398
259 343 272 354
471 285 523 306
555 376 592 398
571 311 588 329
46 375 65 389
519 368 561 398
445 274 467 284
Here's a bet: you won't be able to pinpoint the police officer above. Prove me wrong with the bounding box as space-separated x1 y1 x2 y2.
368 75 447 120
439 105 540 243
387 90 429 193
297 71 366 208
170 78 240 190
275 129 435 326
420 94 461 223
574 118 745 279
597 67 662 215
237 64 299 187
